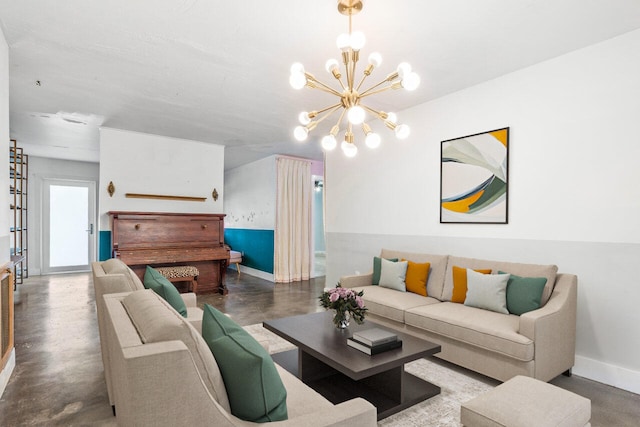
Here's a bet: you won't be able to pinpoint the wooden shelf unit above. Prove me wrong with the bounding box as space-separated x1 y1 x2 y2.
9 140 28 285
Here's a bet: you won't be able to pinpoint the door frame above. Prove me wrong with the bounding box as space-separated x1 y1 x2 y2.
41 178 97 274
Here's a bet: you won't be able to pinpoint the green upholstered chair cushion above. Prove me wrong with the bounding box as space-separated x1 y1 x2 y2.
143 266 188 317
201 304 288 422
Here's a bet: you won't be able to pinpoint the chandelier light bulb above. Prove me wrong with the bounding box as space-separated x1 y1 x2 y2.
395 124 411 140
365 132 381 149
368 52 382 67
341 140 358 157
321 134 337 151
336 33 351 51
294 126 309 141
402 72 420 91
290 62 305 74
298 112 311 125
397 62 412 79
386 112 398 124
289 72 307 90
349 31 366 51
325 58 339 74
347 106 366 125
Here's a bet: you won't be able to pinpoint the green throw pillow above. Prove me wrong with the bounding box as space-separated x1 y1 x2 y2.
372 257 399 285
501 271 547 315
201 305 288 422
143 266 188 317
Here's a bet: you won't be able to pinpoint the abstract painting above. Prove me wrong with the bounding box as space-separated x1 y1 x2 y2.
440 127 509 223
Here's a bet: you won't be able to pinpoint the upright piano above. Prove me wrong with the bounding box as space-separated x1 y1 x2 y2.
109 211 229 294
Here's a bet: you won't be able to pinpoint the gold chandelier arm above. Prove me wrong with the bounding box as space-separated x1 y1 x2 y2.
313 102 343 116
355 70 371 92
359 71 400 97
332 107 348 130
361 105 388 120
305 73 343 97
314 105 343 125
359 83 401 98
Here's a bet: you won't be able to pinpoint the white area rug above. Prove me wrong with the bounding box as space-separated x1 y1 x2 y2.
244 324 497 427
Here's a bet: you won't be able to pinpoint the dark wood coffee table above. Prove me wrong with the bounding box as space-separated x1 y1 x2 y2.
263 311 441 420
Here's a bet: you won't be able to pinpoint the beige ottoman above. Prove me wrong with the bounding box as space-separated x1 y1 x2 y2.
461 376 591 427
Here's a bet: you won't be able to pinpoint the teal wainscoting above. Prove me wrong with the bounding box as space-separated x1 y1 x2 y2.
99 230 112 261
224 228 274 274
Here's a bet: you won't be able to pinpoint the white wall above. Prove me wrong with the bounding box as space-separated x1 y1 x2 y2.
27 157 100 275
0 23 13 400
224 155 277 230
0 27 10 264
99 128 225 230
325 29 640 393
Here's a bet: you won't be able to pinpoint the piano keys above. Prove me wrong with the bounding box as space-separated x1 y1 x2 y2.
109 211 230 294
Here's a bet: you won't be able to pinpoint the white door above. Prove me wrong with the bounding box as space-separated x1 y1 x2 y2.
42 179 96 274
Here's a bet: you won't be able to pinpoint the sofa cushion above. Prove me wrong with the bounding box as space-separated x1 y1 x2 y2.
405 302 534 361
404 261 430 296
380 249 449 300
464 270 510 314
502 272 547 315
442 256 558 306
353 285 440 323
201 305 288 422
379 259 408 292
121 290 231 412
101 258 144 291
451 266 492 303
143 266 188 317
372 257 398 285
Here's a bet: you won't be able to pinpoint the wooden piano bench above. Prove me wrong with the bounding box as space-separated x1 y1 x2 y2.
155 266 200 294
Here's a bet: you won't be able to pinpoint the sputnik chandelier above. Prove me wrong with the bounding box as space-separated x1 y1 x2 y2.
289 0 420 157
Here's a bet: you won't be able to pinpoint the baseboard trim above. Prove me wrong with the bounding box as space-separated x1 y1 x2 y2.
0 349 16 399
574 355 640 395
231 265 274 282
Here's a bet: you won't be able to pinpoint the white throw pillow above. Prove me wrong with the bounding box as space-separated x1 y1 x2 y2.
464 269 510 314
379 258 408 292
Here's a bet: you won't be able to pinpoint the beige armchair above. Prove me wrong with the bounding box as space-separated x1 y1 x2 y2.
91 258 203 410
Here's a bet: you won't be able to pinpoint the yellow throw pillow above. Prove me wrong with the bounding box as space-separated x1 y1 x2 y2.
402 260 431 296
451 266 492 303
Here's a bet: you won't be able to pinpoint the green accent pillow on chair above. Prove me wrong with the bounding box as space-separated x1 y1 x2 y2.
201 304 288 422
143 266 188 317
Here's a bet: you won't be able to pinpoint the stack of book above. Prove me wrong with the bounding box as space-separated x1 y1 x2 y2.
347 327 402 355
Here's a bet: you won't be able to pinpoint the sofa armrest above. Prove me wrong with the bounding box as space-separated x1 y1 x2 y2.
181 292 198 307
339 273 373 288
264 399 377 427
519 273 577 381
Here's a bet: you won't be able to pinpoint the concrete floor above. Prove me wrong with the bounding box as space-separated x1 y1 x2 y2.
1 271 639 425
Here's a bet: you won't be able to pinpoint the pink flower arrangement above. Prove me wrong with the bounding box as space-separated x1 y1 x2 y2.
319 284 367 328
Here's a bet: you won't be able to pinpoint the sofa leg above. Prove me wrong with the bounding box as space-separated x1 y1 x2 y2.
112 405 116 416
562 368 572 377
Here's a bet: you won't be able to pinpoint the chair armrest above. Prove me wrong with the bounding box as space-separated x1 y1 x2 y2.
339 273 373 288
264 398 377 427
519 273 577 381
180 292 197 307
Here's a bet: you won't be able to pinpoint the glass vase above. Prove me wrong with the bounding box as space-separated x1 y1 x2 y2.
333 310 350 329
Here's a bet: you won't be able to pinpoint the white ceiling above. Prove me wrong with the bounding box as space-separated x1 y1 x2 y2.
2 1 640 170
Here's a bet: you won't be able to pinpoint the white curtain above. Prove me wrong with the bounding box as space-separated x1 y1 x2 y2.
274 157 312 283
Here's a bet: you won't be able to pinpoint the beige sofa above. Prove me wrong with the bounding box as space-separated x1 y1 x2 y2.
91 259 204 409
102 289 377 426
340 249 577 383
